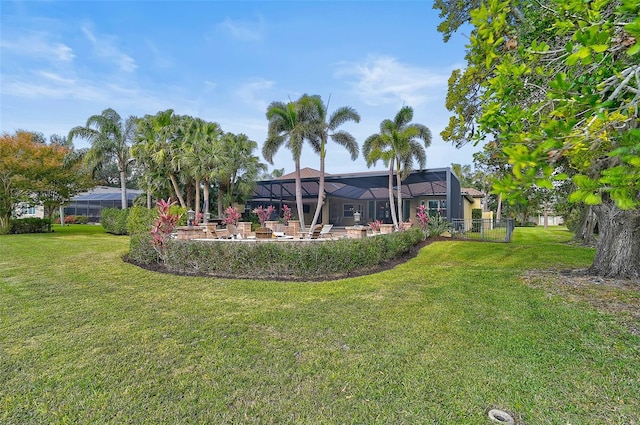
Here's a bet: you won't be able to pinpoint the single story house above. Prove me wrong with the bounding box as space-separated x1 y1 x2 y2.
247 167 483 226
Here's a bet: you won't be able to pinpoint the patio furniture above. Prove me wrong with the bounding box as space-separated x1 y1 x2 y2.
309 225 323 239
319 224 334 239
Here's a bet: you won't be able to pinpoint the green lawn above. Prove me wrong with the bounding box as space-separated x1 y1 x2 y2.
1 225 638 424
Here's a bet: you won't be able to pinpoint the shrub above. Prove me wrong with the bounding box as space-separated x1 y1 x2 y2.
9 218 52 234
150 199 183 260
427 215 451 237
159 227 425 280
129 233 161 264
75 215 89 224
126 206 157 235
101 208 129 235
472 208 482 232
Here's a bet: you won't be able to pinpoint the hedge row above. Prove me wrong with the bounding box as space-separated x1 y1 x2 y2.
9 218 52 234
146 227 425 280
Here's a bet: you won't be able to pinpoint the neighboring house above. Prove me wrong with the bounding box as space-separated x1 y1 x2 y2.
461 187 485 219
64 186 143 223
249 167 481 226
14 202 45 219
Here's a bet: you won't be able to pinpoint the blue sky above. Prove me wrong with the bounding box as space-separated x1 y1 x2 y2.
0 0 480 175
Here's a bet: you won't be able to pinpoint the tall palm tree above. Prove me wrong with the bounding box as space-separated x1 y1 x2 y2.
263 99 312 231
174 116 223 217
363 106 431 229
217 132 266 215
301 95 360 232
195 121 223 218
68 108 136 209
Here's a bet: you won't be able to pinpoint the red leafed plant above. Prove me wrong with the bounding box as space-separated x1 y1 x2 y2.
282 204 292 225
368 219 381 232
416 204 430 239
150 198 182 258
223 206 241 226
253 205 275 227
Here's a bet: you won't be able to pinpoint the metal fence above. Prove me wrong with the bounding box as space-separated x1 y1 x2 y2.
450 218 515 243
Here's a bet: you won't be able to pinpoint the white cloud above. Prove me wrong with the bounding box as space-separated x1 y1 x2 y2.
81 24 137 73
218 16 265 42
335 55 449 107
0 33 75 62
38 71 76 85
236 78 275 111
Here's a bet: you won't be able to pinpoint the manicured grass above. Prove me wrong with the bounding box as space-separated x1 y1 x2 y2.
1 225 638 424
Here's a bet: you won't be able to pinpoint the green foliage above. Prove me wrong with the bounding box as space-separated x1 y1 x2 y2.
157 227 424 279
439 0 640 211
100 208 130 235
9 218 52 234
427 214 451 237
472 208 483 232
126 206 157 235
128 232 160 264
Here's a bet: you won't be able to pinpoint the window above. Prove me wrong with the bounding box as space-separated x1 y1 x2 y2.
427 200 447 217
343 203 363 218
20 205 35 215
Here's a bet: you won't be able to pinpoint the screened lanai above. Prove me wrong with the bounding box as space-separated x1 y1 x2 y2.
64 186 143 223
249 167 463 226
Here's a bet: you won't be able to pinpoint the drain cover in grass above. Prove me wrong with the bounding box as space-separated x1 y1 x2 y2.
488 409 515 424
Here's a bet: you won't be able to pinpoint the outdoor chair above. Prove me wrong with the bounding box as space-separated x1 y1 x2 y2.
319 224 334 239
309 225 323 239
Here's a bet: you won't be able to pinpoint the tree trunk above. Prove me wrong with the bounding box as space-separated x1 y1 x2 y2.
309 143 325 232
194 178 201 219
295 160 306 232
0 212 10 234
217 187 224 219
120 170 128 209
147 190 152 209
396 160 403 230
589 202 640 279
203 182 210 216
575 205 596 245
169 173 186 208
543 202 548 228
388 163 398 229
496 193 502 221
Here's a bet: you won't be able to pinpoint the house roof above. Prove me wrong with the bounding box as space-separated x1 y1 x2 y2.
72 186 143 201
461 187 484 197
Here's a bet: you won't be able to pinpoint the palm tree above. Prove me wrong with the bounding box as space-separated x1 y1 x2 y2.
68 108 136 209
133 110 187 208
175 117 225 218
263 99 312 231
217 132 266 215
301 95 360 232
363 106 431 229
